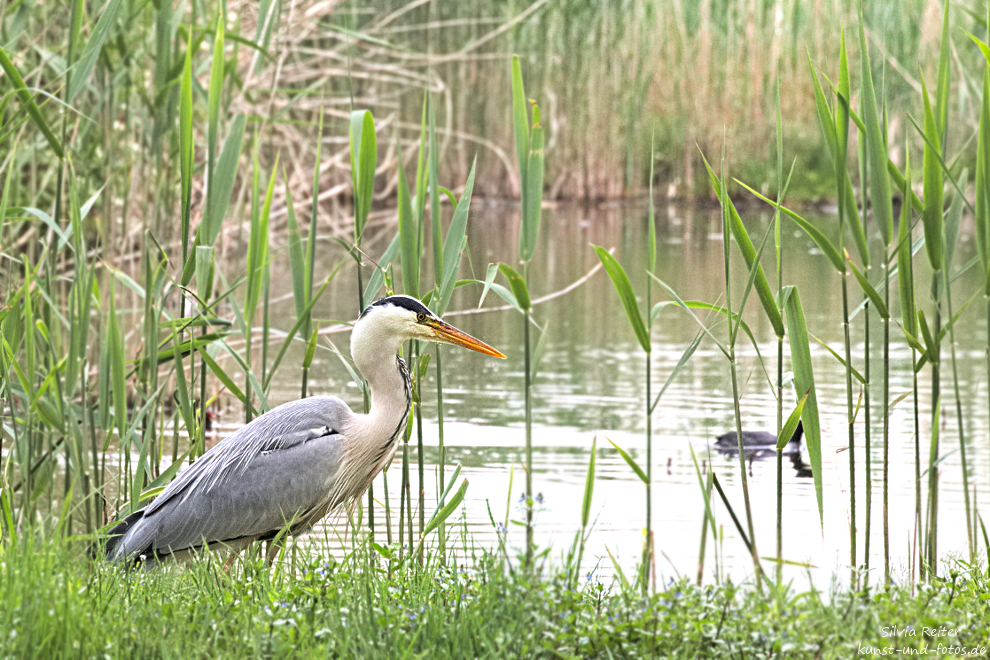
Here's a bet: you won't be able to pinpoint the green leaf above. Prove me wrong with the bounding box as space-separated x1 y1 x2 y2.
521 110 544 262
649 328 704 414
935 0 950 141
898 143 918 338
647 282 729 358
422 479 468 537
245 157 278 323
179 30 194 265
530 321 549 383
170 323 194 436
197 345 246 404
591 246 649 352
807 55 838 163
809 333 866 384
364 233 401 304
204 113 246 247
0 47 64 159
701 153 784 338
428 95 442 290
350 110 377 243
207 15 225 183
396 136 419 298
736 180 845 272
498 263 531 311
195 246 215 303
477 263 499 308
581 438 597 529
777 392 808 451
510 55 529 191
67 0 123 103
285 175 307 323
920 74 944 271
944 168 967 275
783 286 823 525
845 249 889 318
108 281 127 444
858 20 894 245
917 309 938 364
606 437 648 485
303 327 318 370
436 160 477 316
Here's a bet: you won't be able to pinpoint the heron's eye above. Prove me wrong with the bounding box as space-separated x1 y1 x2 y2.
416 313 426 322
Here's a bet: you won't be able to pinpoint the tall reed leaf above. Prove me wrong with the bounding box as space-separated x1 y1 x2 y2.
783 286 823 523
285 180 307 323
179 31 194 264
396 138 418 298
606 438 648 485
700 155 784 338
899 146 918 338
921 76 944 272
207 15 224 182
591 246 650 352
778 392 809 451
511 55 529 191
0 47 64 159
737 182 845 272
521 104 544 262
66 0 122 103
935 0 951 142
350 110 377 244
436 160 477 316
846 249 889 319
245 158 278 324
858 20 894 246
497 263 530 311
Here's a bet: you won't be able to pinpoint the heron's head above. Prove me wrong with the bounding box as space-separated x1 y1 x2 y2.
355 295 506 359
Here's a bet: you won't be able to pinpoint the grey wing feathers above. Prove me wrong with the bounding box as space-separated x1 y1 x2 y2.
113 396 351 560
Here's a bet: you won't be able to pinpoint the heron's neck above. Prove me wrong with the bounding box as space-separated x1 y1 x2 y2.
350 325 411 447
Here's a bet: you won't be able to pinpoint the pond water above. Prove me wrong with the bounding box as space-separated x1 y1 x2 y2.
220 198 989 586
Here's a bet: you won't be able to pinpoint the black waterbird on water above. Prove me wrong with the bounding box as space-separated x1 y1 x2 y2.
714 420 803 452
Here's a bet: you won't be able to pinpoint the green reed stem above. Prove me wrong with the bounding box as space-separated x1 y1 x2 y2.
882 262 891 585
913 349 923 582
436 344 445 559
928 274 942 578
864 297 872 581
524 306 533 568
944 280 974 561
840 276 856 579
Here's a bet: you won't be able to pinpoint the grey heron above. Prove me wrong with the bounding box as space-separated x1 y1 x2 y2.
104 295 505 563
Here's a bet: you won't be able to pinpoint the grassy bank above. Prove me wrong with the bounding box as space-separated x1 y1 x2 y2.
1 532 988 659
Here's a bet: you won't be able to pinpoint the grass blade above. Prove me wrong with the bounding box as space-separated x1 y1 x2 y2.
858 19 894 245
700 153 784 338
436 160 477 316
0 47 64 159
783 286 823 524
778 392 808 451
921 75 944 272
67 0 123 103
591 246 649 352
606 437 648 485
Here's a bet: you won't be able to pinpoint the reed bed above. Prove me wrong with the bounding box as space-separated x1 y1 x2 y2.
2 0 990 656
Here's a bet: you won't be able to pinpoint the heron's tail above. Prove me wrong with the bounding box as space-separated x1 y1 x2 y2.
100 509 146 561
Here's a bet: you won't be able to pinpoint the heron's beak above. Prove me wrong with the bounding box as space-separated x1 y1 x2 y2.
428 320 506 359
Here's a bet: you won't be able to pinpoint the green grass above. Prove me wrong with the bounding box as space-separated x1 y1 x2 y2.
2 532 990 659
